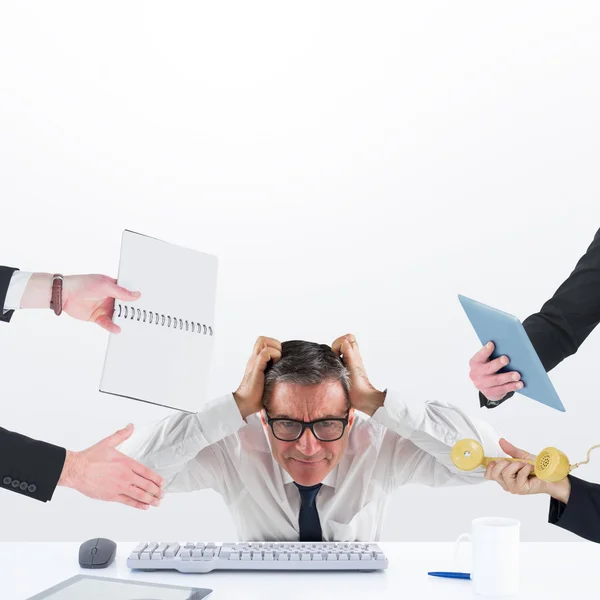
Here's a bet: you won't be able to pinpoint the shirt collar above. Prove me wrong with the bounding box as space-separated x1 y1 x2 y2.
281 464 338 488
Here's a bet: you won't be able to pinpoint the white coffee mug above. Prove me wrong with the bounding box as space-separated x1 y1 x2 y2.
455 517 520 597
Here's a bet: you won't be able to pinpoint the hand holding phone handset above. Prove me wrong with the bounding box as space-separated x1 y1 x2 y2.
451 438 600 482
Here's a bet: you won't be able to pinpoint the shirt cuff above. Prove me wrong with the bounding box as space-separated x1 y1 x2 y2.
370 389 425 438
193 393 246 443
3 271 33 312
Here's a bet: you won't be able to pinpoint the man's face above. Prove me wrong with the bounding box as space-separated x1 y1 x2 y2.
261 380 354 486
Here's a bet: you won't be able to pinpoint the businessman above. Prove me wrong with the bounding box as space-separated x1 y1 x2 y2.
1 266 164 509
121 334 503 541
483 438 600 543
469 227 600 408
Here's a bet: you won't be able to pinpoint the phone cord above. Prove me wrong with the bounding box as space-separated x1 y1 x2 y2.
572 444 600 470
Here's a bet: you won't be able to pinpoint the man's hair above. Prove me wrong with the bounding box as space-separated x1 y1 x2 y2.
262 340 351 410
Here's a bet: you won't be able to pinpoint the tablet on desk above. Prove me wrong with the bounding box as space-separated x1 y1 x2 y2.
26 575 212 600
458 295 566 412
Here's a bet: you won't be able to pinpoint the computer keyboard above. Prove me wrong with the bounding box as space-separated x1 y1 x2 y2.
127 541 389 573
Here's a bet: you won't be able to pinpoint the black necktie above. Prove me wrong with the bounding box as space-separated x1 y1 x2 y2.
294 482 323 542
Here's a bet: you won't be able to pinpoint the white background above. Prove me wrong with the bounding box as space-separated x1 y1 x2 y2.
1 1 600 543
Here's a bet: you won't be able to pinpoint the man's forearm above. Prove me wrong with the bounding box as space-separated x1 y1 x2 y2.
547 477 571 505
120 394 245 474
233 392 259 421
20 273 52 309
353 389 386 417
372 391 503 477
57 450 79 489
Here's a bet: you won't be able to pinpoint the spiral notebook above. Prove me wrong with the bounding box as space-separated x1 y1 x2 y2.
100 230 218 412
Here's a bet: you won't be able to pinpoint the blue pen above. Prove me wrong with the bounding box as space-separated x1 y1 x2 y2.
428 571 471 580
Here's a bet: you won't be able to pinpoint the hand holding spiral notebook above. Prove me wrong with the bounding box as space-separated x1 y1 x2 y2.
100 230 218 412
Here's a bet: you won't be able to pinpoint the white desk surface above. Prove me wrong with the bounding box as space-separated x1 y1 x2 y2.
2 542 597 599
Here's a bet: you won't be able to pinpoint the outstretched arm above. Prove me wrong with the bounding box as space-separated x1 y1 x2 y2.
472 229 600 408
1 267 140 332
332 333 503 487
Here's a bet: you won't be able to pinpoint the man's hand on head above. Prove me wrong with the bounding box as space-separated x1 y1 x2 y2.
331 334 385 416
234 336 282 420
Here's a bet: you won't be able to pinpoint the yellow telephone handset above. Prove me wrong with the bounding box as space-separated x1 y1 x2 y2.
451 438 572 482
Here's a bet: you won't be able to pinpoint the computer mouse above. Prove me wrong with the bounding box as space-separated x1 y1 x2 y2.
78 537 117 569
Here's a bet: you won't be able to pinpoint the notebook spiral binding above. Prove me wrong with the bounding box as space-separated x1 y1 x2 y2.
115 302 214 336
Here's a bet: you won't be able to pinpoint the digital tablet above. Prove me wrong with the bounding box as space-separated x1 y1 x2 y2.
458 295 566 412
26 575 212 600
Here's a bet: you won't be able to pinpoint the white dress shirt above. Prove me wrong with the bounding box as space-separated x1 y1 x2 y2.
2 271 33 313
120 391 503 542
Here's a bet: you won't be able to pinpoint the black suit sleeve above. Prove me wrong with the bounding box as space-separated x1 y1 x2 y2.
0 428 66 502
1 267 67 501
481 228 600 408
548 475 600 542
0 266 19 323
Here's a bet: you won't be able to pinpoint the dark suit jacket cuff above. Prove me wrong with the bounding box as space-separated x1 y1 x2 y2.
0 266 19 323
33 442 67 502
548 475 600 542
0 435 66 502
548 494 567 524
479 391 514 409
0 309 15 323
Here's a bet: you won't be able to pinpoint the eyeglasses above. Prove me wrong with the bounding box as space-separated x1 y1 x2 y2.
265 411 349 442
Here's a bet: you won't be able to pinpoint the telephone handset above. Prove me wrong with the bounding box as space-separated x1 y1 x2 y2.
451 438 600 482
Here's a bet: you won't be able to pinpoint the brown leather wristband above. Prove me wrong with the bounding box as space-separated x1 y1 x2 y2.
50 274 64 316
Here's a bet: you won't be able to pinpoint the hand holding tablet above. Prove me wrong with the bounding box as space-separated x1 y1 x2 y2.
459 295 566 412
470 341 525 402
